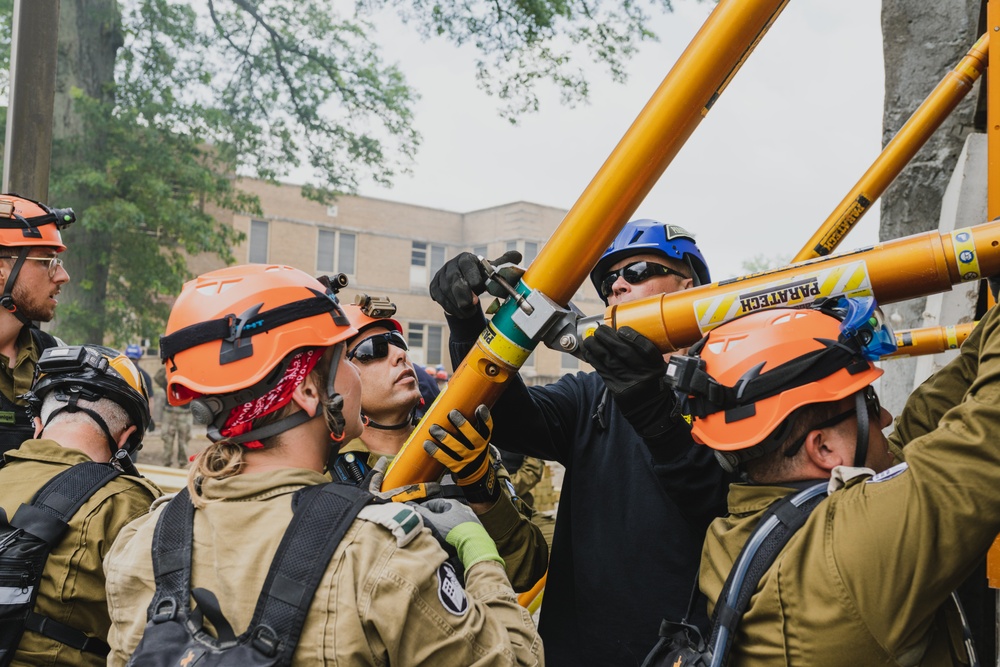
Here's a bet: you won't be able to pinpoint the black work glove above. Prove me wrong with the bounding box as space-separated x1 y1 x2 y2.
430 251 522 319
581 325 680 439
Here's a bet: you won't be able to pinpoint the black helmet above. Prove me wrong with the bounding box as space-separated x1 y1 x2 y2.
25 345 151 456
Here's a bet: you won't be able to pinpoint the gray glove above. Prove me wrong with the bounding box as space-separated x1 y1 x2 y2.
408 498 481 538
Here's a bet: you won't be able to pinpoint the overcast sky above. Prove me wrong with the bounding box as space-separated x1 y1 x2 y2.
356 0 885 280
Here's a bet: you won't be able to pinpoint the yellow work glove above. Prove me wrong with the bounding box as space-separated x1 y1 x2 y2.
423 405 501 504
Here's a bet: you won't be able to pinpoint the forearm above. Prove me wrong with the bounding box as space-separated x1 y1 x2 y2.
476 490 549 592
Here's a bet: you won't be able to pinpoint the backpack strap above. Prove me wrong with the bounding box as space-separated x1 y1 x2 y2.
143 482 374 664
145 487 196 623
27 328 59 352
10 462 121 546
706 482 828 666
242 482 373 664
6 462 122 657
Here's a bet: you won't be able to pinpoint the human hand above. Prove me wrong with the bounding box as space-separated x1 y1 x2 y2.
423 405 501 504
367 456 441 503
429 251 522 319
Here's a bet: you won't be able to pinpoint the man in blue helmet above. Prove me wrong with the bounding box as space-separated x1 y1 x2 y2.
431 220 732 666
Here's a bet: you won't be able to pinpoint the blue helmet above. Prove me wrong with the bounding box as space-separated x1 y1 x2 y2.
125 344 143 360
589 220 711 304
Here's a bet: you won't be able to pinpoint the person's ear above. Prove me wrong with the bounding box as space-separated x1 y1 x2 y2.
802 428 849 471
116 424 138 449
290 372 322 417
680 277 694 290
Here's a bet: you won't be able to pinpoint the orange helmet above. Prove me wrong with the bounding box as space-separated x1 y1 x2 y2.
665 300 887 468
0 194 75 323
0 193 74 251
161 265 356 402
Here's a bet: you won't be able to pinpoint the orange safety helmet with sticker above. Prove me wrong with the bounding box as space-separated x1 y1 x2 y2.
158 265 356 445
0 193 74 251
664 297 892 472
0 194 75 323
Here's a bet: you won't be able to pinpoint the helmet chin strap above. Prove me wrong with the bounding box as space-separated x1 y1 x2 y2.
362 406 417 431
0 247 31 326
852 390 870 469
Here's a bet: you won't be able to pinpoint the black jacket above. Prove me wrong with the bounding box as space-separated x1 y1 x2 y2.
447 313 731 666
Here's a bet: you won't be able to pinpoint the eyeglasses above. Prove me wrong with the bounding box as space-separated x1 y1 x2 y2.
0 255 64 278
600 261 689 298
347 330 408 363
784 386 881 458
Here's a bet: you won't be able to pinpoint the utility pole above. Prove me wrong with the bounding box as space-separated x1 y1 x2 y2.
2 0 60 200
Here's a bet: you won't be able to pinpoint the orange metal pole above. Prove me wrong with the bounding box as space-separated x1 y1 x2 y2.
882 321 976 358
986 0 1000 594
793 34 989 262
385 0 792 488
605 221 1000 351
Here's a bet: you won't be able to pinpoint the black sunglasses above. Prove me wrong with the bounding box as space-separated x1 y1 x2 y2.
347 331 408 363
600 261 690 298
784 386 881 458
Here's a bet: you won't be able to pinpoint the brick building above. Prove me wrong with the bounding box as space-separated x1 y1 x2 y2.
193 178 602 384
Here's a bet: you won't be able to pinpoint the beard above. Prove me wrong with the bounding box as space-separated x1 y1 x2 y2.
10 280 57 322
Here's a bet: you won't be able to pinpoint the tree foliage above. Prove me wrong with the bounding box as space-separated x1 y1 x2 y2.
0 0 675 346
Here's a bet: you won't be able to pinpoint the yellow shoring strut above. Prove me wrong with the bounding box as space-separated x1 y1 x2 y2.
794 34 989 262
384 0 794 489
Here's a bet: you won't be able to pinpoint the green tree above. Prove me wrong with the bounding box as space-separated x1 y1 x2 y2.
1 0 674 345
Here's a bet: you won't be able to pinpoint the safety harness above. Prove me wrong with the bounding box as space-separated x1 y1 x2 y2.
127 482 375 666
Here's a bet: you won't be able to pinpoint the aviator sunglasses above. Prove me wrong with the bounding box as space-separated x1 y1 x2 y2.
600 260 689 298
347 330 408 363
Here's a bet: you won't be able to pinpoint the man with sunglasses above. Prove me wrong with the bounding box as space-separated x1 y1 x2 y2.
431 220 731 665
335 301 548 593
0 194 74 455
644 297 990 665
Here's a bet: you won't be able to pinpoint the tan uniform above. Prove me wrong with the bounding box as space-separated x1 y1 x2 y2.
343 438 548 592
699 305 1000 665
0 328 42 453
0 439 160 666
104 467 544 666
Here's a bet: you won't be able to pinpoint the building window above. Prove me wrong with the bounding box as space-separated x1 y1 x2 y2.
410 241 445 288
406 323 444 367
339 232 356 275
506 240 518 253
249 219 269 263
562 353 579 371
524 241 538 266
317 230 335 272
316 230 356 275
473 244 488 257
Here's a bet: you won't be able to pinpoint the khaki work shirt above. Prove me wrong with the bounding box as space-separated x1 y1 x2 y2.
104 467 544 666
344 438 549 592
0 439 160 666
699 305 1000 665
0 327 39 410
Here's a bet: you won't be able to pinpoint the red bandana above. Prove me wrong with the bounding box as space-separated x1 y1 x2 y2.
220 348 323 448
